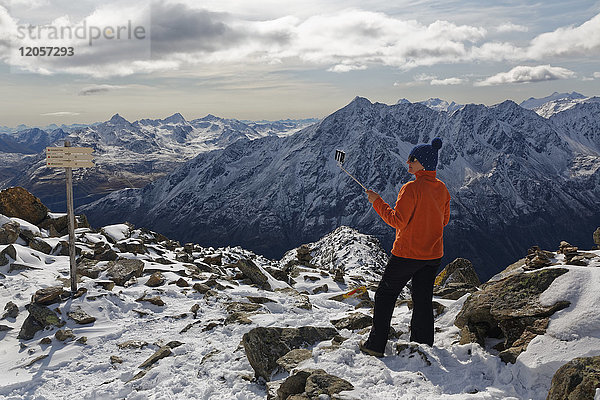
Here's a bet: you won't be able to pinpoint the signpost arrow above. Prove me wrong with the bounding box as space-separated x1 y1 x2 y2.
46 142 95 295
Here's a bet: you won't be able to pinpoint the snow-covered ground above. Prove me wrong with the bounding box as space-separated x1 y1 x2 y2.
0 219 599 400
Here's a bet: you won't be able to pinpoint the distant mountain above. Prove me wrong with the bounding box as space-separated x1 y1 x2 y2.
0 114 317 210
397 98 463 114
79 96 600 280
519 92 586 110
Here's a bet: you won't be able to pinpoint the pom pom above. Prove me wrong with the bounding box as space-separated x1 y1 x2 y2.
431 137 442 150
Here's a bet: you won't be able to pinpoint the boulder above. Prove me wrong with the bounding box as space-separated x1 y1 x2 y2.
67 306 96 324
2 301 18 319
0 187 48 225
523 246 554 270
116 240 147 255
547 356 600 400
55 329 75 342
276 349 313 372
0 220 20 245
29 238 53 254
77 259 106 279
145 271 165 287
594 227 600 248
32 286 65 305
434 258 480 299
242 326 338 381
106 259 145 286
38 215 68 236
18 303 64 340
455 268 570 362
0 244 17 266
330 312 372 331
277 370 312 400
305 370 354 399
236 259 272 290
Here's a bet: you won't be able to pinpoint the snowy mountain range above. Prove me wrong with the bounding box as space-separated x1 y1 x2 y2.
519 91 600 118
0 115 316 210
77 96 600 280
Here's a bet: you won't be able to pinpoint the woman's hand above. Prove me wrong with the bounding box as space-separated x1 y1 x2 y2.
366 189 381 204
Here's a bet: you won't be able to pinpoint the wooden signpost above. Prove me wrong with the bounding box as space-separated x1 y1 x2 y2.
46 142 94 294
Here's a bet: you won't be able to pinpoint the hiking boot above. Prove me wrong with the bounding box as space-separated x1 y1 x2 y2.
359 341 384 358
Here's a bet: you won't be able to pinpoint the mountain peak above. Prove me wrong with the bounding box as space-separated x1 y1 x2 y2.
162 113 187 124
519 92 587 110
109 113 130 125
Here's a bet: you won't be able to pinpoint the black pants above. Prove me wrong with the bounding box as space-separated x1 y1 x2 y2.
366 255 441 353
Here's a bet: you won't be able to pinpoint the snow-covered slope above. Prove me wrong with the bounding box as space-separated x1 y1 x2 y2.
519 92 600 118
80 96 600 280
1 214 599 400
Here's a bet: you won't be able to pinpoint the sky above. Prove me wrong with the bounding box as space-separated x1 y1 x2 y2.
0 0 599 127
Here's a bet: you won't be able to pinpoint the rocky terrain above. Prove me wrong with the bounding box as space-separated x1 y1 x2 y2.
1 187 599 399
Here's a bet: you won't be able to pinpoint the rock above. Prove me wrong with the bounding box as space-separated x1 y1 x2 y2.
277 370 312 400
312 284 328 295
0 187 49 225
203 254 222 265
193 282 211 294
106 259 145 286
276 349 313 372
523 246 554 270
242 326 338 381
32 286 65 306
29 238 53 254
247 296 276 304
594 228 600 248
117 340 149 349
145 271 165 287
2 301 18 319
0 220 20 245
547 356 600 400
0 324 13 331
297 245 313 265
435 258 481 287
77 259 105 279
67 307 96 324
96 281 115 291
264 266 293 285
455 268 570 362
38 215 68 236
225 312 252 325
110 355 123 364
77 336 87 344
0 244 17 266
115 240 146 255
396 342 432 366
55 329 75 342
175 278 190 287
236 259 272 290
434 258 480 299
305 370 354 398
330 312 373 331
138 341 183 369
136 295 165 307
498 318 548 363
39 337 52 345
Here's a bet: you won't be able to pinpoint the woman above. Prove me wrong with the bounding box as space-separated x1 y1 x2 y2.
360 137 451 357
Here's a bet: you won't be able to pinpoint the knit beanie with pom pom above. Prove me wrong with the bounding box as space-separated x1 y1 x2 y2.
408 138 443 171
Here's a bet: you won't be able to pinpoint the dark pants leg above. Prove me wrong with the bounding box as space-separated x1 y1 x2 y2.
365 256 440 353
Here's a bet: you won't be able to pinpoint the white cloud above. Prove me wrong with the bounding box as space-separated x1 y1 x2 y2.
526 13 600 59
475 65 576 86
594 72 600 79
430 77 465 85
40 111 80 116
495 22 528 33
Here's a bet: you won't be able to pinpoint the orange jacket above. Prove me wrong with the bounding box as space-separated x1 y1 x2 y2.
372 170 450 260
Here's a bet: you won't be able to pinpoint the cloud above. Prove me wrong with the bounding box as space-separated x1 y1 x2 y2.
78 84 125 95
526 13 600 59
475 65 576 86
3 2 600 78
495 22 528 33
430 77 465 85
40 111 80 116
594 72 600 79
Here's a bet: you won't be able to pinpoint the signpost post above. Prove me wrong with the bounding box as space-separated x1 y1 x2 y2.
46 142 94 294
